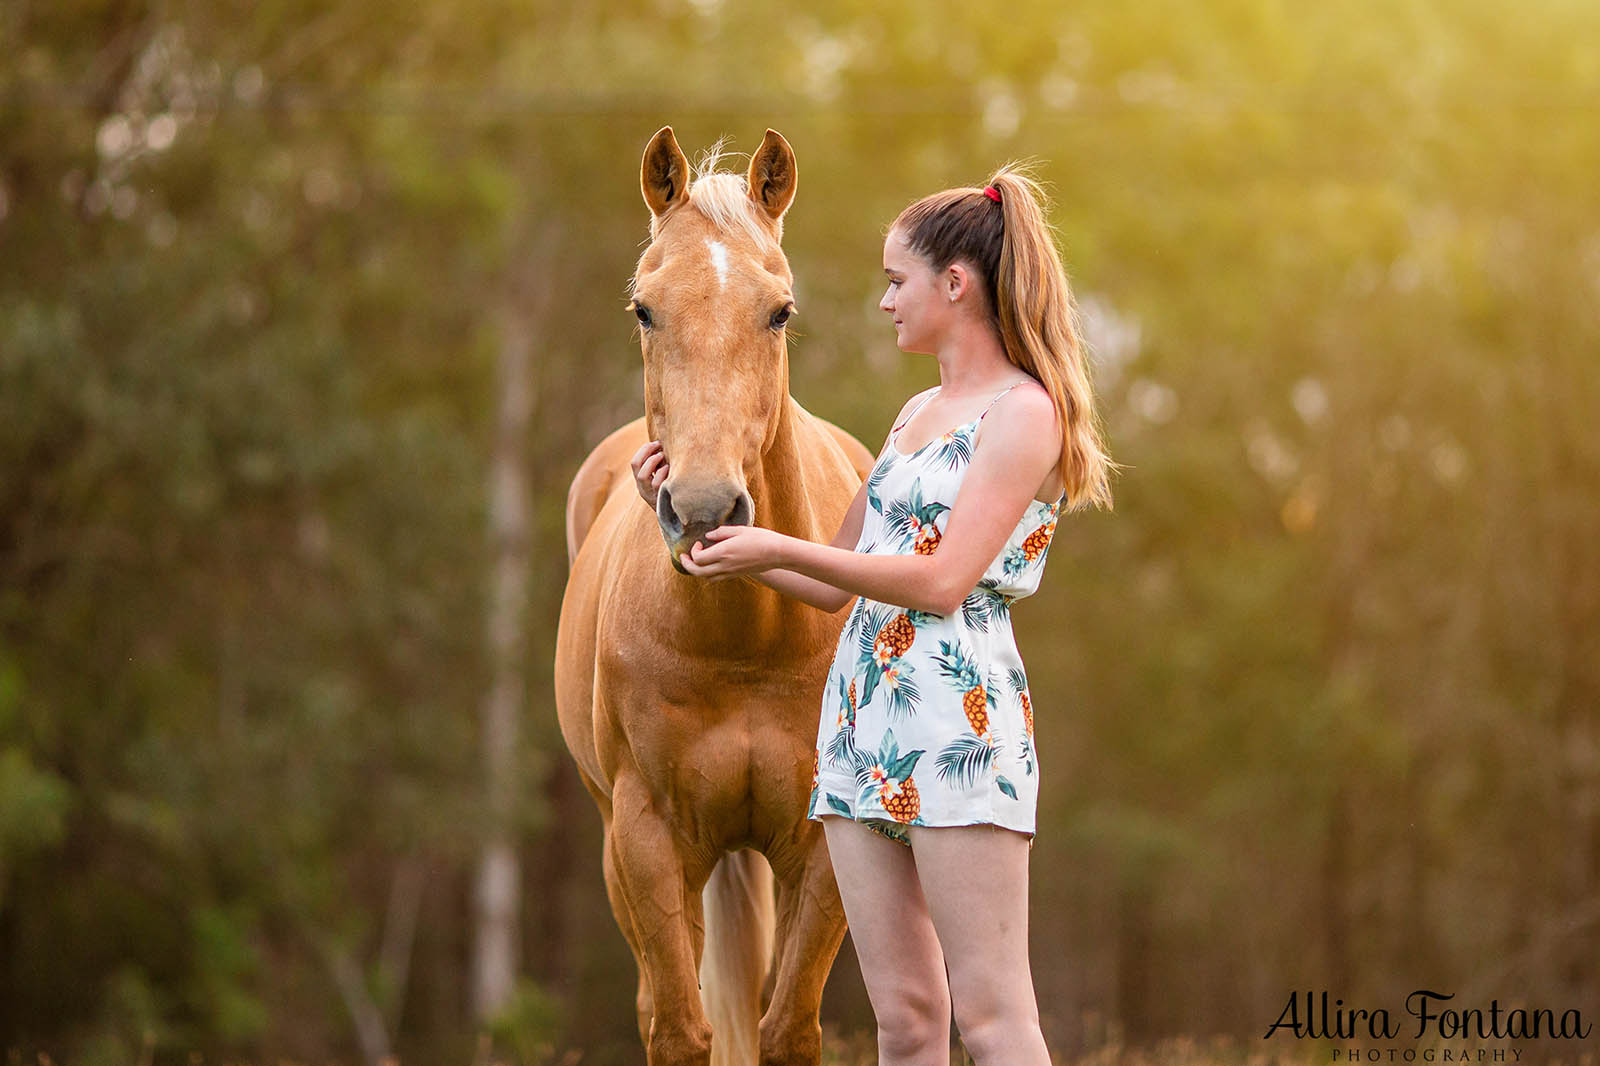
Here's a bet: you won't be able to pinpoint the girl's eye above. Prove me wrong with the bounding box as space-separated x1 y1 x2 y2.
632 303 653 329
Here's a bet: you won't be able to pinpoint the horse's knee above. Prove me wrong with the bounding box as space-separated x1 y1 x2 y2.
649 1015 713 1066
757 1015 821 1066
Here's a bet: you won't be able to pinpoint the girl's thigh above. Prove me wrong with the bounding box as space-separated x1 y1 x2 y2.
819 816 949 1015
906 824 1038 1022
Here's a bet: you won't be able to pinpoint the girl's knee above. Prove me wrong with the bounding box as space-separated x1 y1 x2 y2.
954 1009 1044 1062
875 983 951 1059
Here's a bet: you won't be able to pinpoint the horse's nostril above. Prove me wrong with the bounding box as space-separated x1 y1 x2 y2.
657 487 683 535
726 494 752 528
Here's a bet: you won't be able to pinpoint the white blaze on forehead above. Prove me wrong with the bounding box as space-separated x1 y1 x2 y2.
706 239 730 289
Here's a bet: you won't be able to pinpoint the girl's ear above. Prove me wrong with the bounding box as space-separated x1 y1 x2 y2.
945 261 972 302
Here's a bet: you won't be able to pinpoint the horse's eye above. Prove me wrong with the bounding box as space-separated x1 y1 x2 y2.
632 302 653 329
770 304 794 330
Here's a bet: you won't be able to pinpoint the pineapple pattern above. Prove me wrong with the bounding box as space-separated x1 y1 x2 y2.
933 639 995 739
852 602 927 719
808 382 1064 849
884 479 951 555
1001 513 1060 578
1007 666 1036 776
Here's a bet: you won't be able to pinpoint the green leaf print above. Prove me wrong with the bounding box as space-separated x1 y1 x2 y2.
932 640 993 709
866 456 890 514
922 426 973 470
854 604 922 717
852 728 919 787
884 478 949 553
826 793 853 816
934 733 995 788
960 591 997 631
960 581 1014 631
997 775 1018 800
1006 666 1036 775
853 728 926 819
877 728 918 773
835 673 856 728
825 675 860 768
825 729 858 769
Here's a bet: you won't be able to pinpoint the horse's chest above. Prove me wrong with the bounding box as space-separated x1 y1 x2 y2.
597 619 829 706
596 652 816 790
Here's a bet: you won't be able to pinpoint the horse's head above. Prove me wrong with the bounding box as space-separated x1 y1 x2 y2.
630 126 799 573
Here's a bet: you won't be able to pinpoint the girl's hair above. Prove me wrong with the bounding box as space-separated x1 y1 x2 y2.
890 165 1114 511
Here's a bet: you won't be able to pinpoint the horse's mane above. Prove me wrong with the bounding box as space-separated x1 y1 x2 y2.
646 137 780 249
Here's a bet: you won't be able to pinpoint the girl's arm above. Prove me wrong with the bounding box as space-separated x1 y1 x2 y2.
745 465 872 612
694 387 1063 617
743 567 851 612
771 541 947 613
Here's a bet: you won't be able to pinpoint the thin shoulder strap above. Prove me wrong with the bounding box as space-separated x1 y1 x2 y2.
892 387 941 432
976 381 1026 422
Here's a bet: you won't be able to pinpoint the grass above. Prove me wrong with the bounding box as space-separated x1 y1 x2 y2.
818 1028 1600 1066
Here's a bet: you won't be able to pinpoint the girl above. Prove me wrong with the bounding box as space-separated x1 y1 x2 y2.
632 167 1112 1066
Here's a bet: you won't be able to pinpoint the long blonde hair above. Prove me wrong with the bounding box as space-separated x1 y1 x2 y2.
891 165 1114 510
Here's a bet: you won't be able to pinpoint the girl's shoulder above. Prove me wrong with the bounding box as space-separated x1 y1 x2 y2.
995 377 1055 419
974 379 1060 448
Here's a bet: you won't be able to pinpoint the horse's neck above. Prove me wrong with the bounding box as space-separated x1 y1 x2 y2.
747 397 823 543
662 397 839 654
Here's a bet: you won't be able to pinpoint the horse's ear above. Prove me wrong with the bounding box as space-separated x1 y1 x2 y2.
747 129 797 222
641 126 690 219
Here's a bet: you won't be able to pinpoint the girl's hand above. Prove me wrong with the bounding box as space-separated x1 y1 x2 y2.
680 525 786 580
630 440 668 510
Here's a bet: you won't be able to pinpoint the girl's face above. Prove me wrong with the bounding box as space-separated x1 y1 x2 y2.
879 229 954 354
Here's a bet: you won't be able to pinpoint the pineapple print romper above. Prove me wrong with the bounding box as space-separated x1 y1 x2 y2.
806 382 1065 848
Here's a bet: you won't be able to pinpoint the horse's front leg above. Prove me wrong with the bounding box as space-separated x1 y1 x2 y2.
602 821 654 1048
611 771 717 1066
758 822 849 1066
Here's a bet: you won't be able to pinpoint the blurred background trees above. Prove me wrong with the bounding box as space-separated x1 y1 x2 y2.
2 0 1597 1062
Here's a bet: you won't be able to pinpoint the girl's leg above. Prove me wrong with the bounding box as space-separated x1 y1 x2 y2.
819 815 953 1066
908 825 1051 1066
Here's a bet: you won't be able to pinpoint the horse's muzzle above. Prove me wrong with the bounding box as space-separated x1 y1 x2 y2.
658 483 753 573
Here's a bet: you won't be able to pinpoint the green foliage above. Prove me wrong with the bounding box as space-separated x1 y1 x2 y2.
0 748 72 874
486 977 567 1066
188 905 268 1041
2 0 1597 1061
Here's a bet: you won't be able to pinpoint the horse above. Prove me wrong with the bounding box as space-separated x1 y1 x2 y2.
554 127 874 1066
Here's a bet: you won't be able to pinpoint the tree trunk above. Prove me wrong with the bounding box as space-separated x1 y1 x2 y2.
325 943 394 1066
471 294 534 1021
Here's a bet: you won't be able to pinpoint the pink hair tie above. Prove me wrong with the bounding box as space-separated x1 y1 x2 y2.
983 185 1001 203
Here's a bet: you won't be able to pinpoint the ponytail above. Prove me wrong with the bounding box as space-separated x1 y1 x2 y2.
892 165 1115 511
988 167 1114 511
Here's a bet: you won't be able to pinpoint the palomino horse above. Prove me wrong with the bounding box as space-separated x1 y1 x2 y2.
554 128 872 1066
